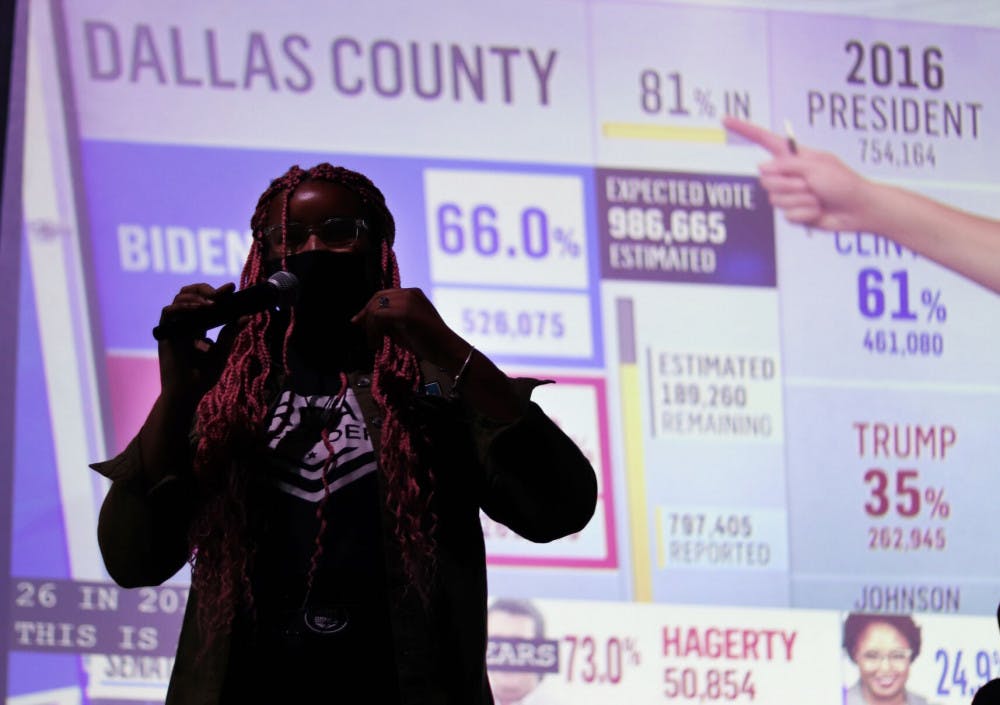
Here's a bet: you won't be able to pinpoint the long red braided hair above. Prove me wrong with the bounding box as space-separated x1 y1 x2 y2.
187 164 437 640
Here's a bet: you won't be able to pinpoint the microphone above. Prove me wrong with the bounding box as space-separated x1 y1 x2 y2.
152 271 300 341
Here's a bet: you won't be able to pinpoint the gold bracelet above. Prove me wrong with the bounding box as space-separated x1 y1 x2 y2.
449 346 476 398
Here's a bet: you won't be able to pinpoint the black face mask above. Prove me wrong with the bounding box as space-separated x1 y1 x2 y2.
263 250 378 366
265 250 375 319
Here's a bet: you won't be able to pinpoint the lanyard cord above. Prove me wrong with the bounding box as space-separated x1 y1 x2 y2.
300 371 350 611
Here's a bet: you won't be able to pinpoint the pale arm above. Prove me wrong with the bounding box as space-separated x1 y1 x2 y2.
724 116 1000 294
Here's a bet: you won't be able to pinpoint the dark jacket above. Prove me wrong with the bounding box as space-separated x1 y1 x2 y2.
91 369 597 704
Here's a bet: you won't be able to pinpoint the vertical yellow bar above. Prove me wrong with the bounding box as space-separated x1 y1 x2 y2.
617 298 653 601
656 507 665 569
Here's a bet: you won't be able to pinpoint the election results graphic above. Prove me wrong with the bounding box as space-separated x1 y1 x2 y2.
7 0 1000 702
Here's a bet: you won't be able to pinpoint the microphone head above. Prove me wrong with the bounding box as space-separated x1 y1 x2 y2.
267 270 300 306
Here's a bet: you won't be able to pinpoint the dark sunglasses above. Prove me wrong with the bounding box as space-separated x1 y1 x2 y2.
260 217 369 251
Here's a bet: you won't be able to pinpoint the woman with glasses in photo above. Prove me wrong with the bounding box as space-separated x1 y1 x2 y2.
843 613 932 705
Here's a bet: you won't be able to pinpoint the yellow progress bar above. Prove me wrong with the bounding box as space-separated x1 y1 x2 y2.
656 506 665 569
620 363 653 601
602 122 727 143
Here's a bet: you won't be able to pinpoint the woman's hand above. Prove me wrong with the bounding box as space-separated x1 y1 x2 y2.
157 282 244 404
351 287 469 373
723 116 874 232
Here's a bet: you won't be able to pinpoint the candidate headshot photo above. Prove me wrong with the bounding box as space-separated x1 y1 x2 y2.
487 599 556 705
842 612 935 705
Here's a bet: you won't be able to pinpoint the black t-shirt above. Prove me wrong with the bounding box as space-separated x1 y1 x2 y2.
221 382 400 703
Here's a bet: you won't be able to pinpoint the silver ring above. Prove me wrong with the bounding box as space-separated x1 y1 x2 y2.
378 295 390 309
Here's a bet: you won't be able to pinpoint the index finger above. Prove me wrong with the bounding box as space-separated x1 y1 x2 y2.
178 282 234 299
349 289 387 325
722 117 789 156
211 282 236 298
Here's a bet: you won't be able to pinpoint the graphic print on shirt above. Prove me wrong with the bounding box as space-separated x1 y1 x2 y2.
264 388 377 502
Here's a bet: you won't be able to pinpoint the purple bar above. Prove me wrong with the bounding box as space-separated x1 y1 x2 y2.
616 297 636 364
486 637 560 674
9 578 182 657
597 168 776 287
